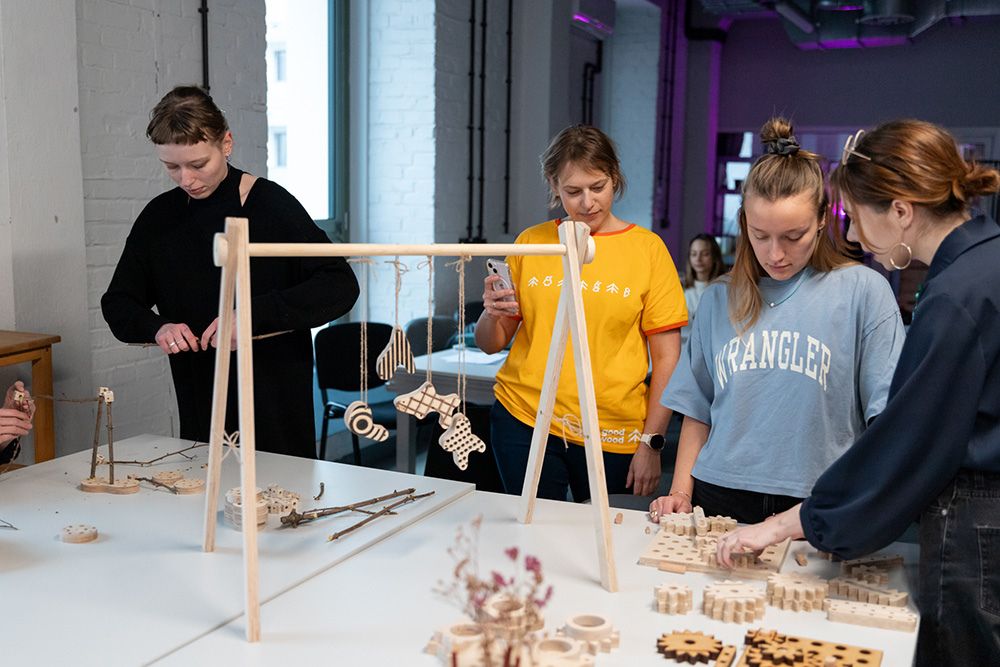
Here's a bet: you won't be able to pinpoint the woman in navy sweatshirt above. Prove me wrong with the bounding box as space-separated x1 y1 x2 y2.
716 120 1000 666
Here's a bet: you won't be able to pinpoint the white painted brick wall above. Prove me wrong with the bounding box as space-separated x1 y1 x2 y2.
363 0 437 327
78 0 266 440
605 2 660 231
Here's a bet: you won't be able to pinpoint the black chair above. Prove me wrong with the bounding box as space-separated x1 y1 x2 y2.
456 300 485 334
404 316 459 357
314 322 397 464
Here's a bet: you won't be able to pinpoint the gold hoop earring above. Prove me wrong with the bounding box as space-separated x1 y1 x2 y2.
889 242 912 270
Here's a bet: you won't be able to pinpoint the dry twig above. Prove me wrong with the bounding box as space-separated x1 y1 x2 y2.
327 491 435 541
280 487 417 528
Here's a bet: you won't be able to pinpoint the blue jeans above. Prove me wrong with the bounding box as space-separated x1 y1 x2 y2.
692 477 803 525
917 469 1000 667
490 401 633 503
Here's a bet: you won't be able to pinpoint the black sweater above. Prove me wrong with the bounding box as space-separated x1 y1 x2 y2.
802 215 1000 556
102 167 359 457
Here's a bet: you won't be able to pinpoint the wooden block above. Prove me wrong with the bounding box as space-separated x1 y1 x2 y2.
61 524 98 544
638 525 790 581
765 573 829 612
80 476 139 495
658 561 687 574
657 630 724 663
174 478 206 495
80 476 108 493
841 554 903 571
848 564 890 588
741 627 885 666
645 526 651 534
654 582 693 615
693 505 707 536
823 598 917 632
794 553 808 567
152 470 184 486
714 645 737 667
829 577 908 606
614 512 623 525
702 581 766 623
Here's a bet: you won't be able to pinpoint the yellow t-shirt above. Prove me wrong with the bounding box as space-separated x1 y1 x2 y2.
493 219 688 454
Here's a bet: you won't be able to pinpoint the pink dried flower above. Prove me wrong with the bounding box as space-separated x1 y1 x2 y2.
491 571 507 587
524 555 541 574
504 546 519 561
534 585 554 609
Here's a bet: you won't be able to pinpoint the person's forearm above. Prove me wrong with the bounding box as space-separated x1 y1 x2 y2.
669 417 709 497
474 312 514 354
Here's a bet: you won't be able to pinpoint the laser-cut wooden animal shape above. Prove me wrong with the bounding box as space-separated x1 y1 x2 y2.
344 400 389 442
438 412 486 470
375 325 415 380
393 381 460 428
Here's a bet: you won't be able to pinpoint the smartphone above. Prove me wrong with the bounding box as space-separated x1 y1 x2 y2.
486 258 516 305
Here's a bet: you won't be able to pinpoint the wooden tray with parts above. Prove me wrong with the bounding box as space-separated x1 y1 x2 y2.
638 527 791 580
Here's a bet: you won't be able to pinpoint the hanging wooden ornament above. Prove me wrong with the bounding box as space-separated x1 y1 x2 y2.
375 258 416 380
438 412 485 471
392 257 461 430
344 258 388 442
436 255 486 470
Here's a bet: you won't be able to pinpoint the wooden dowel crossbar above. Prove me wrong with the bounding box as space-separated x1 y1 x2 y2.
246 242 569 258
202 217 616 643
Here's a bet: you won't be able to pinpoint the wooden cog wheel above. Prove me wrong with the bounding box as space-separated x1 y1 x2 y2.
657 630 723 664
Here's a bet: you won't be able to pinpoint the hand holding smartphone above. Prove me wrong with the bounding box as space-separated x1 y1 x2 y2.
486 258 518 314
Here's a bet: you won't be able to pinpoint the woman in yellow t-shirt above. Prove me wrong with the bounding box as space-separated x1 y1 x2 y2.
474 125 688 503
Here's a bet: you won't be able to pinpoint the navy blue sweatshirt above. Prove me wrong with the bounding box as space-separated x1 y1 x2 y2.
801 214 1000 557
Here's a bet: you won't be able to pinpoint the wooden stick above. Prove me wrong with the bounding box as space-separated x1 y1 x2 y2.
246 242 568 258
129 476 179 494
281 487 416 528
204 227 238 556
111 442 205 466
326 491 435 541
231 218 263 642
89 399 103 479
127 329 291 348
562 222 618 593
106 401 115 485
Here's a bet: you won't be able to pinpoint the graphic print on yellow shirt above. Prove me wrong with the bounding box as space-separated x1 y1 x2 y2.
493 219 687 454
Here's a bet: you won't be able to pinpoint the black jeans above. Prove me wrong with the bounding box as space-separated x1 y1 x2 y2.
490 401 634 503
917 469 1000 667
692 477 803 525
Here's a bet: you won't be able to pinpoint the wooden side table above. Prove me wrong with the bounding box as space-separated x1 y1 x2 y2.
0 330 61 462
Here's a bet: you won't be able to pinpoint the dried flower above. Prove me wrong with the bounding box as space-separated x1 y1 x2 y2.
524 555 541 574
504 546 519 561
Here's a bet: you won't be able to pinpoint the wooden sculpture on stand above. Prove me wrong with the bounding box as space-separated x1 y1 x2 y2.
200 217 611 642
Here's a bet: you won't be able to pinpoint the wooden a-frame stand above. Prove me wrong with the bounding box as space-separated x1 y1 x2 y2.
202 217 617 642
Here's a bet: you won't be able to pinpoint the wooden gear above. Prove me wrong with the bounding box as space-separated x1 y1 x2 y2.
702 581 767 623
654 582 693 615
656 630 725 663
765 573 829 612
201 218 613 642
556 613 620 654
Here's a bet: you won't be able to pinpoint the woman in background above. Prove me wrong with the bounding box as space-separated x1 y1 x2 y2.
103 86 358 458
717 120 1000 666
680 233 724 344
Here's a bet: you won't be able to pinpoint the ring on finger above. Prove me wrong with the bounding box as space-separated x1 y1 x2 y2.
168 341 178 347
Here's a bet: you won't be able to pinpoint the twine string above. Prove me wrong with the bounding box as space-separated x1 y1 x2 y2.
417 257 434 383
446 255 472 410
385 258 409 329
348 258 379 404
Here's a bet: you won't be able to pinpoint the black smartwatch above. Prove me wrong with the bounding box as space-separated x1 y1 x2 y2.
640 432 665 452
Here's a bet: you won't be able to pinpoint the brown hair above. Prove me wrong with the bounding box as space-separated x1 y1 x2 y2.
832 119 1000 251
683 233 725 289
146 85 229 146
729 118 853 333
540 125 626 209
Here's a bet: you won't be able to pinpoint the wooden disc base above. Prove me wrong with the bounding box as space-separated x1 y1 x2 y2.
61 524 98 543
80 477 140 495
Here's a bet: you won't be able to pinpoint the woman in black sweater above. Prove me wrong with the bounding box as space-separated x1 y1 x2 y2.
102 86 358 458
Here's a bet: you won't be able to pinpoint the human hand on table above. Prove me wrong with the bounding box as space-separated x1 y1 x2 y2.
482 275 519 318
648 491 692 522
627 444 662 497
716 504 805 568
0 381 34 448
155 322 201 354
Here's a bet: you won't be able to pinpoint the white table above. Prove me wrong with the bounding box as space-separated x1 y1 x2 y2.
0 435 473 666
160 491 920 666
386 350 507 473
